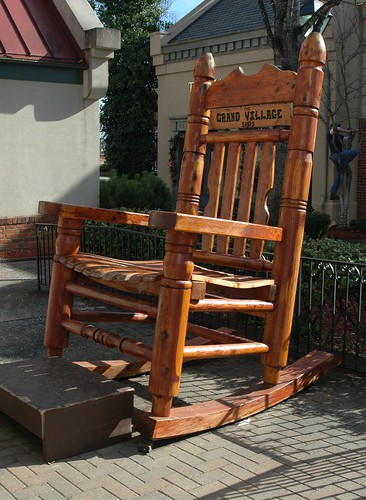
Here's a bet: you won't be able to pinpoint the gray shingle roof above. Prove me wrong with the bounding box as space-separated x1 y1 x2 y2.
168 0 273 45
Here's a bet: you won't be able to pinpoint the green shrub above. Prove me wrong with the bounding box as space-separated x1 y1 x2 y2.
264 235 366 264
100 172 173 211
296 236 366 356
304 211 331 239
350 219 366 233
301 237 366 263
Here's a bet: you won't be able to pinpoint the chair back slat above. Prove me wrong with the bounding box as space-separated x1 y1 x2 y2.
232 142 258 256
249 141 276 259
216 143 241 254
201 143 225 252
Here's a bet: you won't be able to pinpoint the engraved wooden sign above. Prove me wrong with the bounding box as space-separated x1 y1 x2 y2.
210 103 292 130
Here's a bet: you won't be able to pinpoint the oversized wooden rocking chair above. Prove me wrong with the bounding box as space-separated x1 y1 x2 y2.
39 32 337 441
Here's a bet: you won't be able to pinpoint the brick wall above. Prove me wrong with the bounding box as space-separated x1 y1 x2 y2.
357 118 366 220
0 215 55 260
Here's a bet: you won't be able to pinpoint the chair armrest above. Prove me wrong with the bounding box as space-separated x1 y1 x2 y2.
149 211 283 242
38 201 150 227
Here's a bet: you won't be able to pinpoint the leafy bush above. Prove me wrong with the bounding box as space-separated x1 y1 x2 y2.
100 172 173 211
350 219 366 234
304 211 331 239
100 163 117 179
264 235 366 263
301 237 366 263
295 236 366 358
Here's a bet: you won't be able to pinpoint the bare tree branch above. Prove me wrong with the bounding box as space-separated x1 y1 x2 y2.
321 5 364 140
301 0 341 36
269 0 276 16
258 0 275 46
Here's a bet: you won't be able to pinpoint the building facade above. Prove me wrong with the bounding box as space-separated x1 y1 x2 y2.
0 0 120 257
151 0 364 224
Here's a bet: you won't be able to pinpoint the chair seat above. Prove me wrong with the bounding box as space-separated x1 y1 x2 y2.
192 265 274 289
57 253 275 297
58 254 164 283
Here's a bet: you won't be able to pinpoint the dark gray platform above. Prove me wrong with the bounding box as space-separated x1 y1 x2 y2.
0 357 134 461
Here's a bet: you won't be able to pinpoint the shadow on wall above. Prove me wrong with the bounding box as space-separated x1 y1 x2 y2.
0 169 101 259
0 77 95 121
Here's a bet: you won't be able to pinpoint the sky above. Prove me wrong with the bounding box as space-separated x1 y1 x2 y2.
168 0 203 21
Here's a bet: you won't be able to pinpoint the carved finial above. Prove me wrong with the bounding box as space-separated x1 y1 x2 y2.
193 52 216 81
299 32 326 67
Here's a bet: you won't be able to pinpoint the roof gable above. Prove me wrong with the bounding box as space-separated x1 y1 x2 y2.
168 0 272 45
0 0 85 66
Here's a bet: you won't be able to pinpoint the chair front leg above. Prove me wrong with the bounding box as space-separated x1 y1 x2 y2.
44 261 75 356
44 216 83 357
148 234 195 417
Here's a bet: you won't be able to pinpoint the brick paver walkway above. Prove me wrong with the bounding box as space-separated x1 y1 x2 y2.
0 260 365 499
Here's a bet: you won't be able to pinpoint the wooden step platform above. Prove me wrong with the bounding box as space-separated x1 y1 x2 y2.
0 357 134 461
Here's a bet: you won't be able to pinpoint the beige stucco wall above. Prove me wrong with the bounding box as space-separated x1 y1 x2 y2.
320 2 363 222
0 0 120 219
312 121 330 214
0 79 100 217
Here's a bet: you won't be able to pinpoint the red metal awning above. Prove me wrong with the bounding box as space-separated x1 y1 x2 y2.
0 0 86 66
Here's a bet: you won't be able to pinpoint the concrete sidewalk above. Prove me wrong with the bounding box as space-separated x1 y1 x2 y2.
0 260 365 499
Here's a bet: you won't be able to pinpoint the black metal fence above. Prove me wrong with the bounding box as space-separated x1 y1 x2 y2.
36 223 165 288
36 223 366 373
